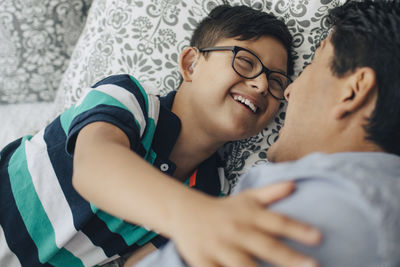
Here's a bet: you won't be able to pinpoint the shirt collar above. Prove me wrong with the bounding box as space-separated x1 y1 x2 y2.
152 90 181 160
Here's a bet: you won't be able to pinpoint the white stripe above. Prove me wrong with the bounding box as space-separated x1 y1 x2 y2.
142 82 160 95
142 83 160 125
98 254 120 266
25 130 108 266
75 87 92 107
0 225 22 267
147 94 160 126
64 231 109 266
92 84 147 137
218 167 230 195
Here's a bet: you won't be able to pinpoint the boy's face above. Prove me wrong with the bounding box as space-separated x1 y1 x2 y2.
186 36 288 142
267 37 347 162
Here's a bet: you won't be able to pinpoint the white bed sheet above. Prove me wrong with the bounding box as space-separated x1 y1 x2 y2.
0 102 59 149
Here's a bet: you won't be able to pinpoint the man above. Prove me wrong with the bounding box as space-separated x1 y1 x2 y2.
135 1 400 267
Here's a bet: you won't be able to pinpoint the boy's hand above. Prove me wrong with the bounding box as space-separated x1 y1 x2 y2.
170 182 321 267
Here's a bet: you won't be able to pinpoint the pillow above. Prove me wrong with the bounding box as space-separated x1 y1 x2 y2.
0 0 92 104
58 0 344 188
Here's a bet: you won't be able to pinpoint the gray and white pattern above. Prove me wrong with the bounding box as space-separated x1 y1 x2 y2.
57 0 344 189
0 0 92 104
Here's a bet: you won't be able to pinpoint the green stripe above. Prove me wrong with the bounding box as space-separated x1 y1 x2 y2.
129 76 159 161
141 118 156 156
129 75 149 112
60 90 142 136
60 107 76 135
49 249 84 267
184 178 190 186
146 149 157 165
90 204 155 246
136 231 158 246
8 137 83 266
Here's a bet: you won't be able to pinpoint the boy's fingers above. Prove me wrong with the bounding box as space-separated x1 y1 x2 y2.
239 231 319 267
244 182 322 245
255 211 322 246
247 181 296 205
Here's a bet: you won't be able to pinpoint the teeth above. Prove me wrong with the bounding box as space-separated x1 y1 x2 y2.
233 95 258 113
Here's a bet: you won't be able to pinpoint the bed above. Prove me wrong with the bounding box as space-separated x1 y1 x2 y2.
0 0 344 265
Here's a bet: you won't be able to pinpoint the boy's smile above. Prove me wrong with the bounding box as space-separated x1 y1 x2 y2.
232 93 261 114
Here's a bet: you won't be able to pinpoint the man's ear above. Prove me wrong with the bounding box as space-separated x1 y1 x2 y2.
332 67 377 120
179 47 200 82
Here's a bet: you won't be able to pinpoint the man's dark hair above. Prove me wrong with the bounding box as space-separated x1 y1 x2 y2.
190 5 294 76
328 0 400 156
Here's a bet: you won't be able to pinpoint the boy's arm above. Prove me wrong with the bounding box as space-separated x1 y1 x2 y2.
73 121 197 236
73 121 321 267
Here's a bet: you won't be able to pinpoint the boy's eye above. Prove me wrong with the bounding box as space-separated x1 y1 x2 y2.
235 56 255 71
269 75 285 91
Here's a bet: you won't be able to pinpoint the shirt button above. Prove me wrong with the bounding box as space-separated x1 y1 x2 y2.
160 163 169 172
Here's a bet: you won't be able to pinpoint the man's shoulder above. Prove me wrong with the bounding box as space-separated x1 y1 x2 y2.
236 152 400 217
237 152 400 187
236 152 400 266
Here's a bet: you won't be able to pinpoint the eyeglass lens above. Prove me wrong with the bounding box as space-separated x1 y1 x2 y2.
233 49 289 99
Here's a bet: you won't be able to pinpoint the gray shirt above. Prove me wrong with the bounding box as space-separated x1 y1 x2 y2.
136 152 400 267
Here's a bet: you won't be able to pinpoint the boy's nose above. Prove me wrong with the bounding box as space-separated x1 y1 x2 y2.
249 72 269 96
284 84 292 100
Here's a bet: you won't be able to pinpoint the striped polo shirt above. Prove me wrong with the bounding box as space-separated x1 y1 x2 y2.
0 74 230 267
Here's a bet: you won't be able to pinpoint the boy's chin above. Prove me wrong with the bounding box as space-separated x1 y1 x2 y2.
266 143 278 162
227 127 260 141
267 145 276 162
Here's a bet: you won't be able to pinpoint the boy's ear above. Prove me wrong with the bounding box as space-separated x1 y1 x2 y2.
179 47 200 82
332 67 377 120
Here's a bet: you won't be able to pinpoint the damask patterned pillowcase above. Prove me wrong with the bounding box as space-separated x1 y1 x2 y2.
58 0 344 187
0 0 92 104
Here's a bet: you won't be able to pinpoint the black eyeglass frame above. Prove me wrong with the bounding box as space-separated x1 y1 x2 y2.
198 45 292 100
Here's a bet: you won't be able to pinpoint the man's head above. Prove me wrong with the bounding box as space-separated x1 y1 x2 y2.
268 0 400 162
329 0 400 156
174 5 294 143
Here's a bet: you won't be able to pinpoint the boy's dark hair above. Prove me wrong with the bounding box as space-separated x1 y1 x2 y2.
190 5 294 76
328 0 400 156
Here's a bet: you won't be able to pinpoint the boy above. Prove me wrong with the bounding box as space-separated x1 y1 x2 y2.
0 5 320 267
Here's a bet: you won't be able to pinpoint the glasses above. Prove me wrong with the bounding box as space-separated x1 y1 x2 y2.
198 46 292 100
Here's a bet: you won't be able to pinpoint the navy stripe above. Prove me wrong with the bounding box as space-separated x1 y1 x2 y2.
92 74 148 119
44 117 138 257
195 154 221 197
0 138 52 266
152 102 181 160
80 216 140 257
136 142 148 158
